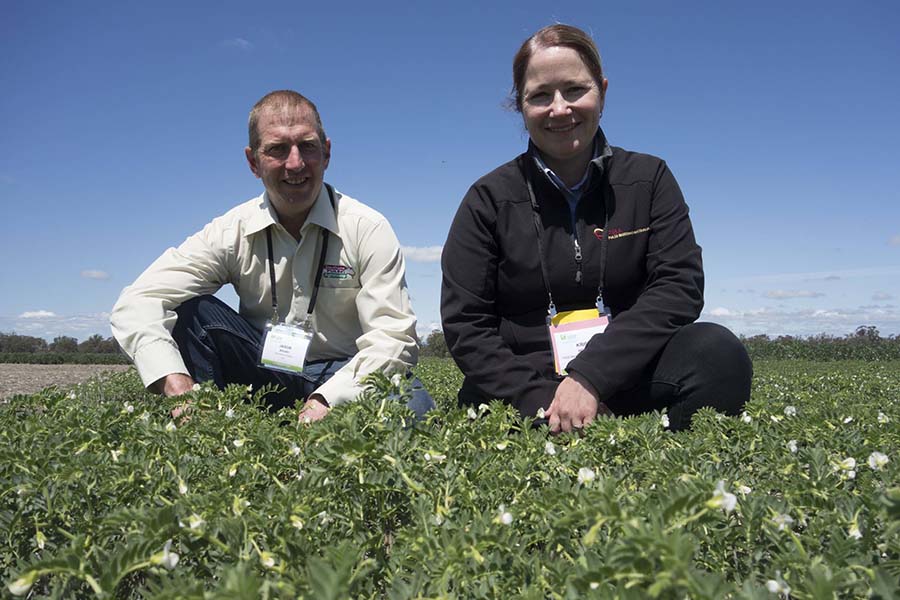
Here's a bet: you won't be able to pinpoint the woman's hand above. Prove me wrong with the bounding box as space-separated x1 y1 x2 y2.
546 371 611 434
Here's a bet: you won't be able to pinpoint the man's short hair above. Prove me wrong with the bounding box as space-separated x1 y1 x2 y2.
247 90 327 154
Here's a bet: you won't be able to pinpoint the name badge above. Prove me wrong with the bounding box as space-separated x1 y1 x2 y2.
548 308 609 375
259 323 313 373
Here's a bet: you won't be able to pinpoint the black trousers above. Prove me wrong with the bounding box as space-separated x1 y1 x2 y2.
460 322 752 431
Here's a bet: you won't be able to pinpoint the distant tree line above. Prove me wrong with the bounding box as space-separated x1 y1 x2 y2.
0 332 129 364
421 326 900 362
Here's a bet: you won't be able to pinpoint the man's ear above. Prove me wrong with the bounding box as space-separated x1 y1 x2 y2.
323 138 331 170
245 146 260 178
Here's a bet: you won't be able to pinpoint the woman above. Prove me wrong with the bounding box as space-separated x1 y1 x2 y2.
440 24 752 433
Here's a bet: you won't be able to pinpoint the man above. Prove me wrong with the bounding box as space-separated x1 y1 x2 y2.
111 90 432 422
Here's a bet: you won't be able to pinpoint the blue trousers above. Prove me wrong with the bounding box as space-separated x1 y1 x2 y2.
171 295 435 418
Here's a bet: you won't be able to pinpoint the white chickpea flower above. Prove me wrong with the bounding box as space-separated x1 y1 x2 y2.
660 414 670 429
7 572 37 596
259 551 276 568
787 440 798 454
232 439 244 448
496 441 508 451
843 416 853 424
544 441 556 456
766 574 791 597
497 504 513 525
467 407 478 420
877 412 890 424
187 514 206 530
772 513 794 531
536 407 546 419
35 531 46 550
228 464 238 478
124 403 135 413
784 405 797 417
166 421 177 432
192 383 201 392
848 522 862 539
68 391 77 400
737 484 752 496
290 444 301 456
741 412 752 424
868 451 889 470
246 384 253 393
390 373 403 388
577 467 596 485
478 403 490 413
111 449 122 462
290 515 304 529
225 408 235 418
177 479 188 495
160 540 179 570
707 480 737 514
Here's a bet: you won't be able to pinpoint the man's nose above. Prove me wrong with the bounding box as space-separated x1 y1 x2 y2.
285 145 304 170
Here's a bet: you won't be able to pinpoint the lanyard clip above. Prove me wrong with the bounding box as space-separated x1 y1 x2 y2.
595 293 606 316
548 301 558 318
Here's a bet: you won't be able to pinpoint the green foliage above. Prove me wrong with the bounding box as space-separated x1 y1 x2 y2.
419 330 450 359
0 332 122 359
1 360 899 598
743 327 900 361
49 336 79 354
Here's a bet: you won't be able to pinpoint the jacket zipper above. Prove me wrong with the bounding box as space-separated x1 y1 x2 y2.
573 237 583 284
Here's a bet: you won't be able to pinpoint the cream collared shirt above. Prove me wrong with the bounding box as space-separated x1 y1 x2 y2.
111 185 419 406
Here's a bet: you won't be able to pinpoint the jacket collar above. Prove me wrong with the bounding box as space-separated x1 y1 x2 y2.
243 184 339 238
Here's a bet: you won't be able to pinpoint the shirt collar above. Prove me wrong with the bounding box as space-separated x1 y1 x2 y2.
530 127 613 192
243 184 339 238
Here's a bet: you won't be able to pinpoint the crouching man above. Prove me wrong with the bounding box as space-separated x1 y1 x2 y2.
111 90 434 422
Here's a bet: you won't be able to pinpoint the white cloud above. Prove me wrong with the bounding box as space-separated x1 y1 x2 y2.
763 290 825 299
873 292 894 301
402 245 443 263
19 310 57 319
416 321 442 340
702 304 900 337
0 312 112 341
721 266 900 285
221 37 253 50
80 269 110 280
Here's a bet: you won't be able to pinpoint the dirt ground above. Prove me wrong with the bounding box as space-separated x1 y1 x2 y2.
0 364 134 400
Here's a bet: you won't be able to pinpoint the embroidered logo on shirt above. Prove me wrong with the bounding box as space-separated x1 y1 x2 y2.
593 227 650 241
322 264 356 280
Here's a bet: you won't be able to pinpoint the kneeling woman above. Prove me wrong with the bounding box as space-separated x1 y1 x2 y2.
440 24 752 433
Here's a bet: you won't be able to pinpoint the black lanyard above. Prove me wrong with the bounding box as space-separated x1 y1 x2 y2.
265 184 335 324
524 169 609 319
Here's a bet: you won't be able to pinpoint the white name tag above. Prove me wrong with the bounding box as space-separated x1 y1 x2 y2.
548 308 609 375
259 323 313 373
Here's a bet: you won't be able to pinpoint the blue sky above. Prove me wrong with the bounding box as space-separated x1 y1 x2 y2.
2 0 899 342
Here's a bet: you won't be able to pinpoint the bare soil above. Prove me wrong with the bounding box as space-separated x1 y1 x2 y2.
0 364 133 400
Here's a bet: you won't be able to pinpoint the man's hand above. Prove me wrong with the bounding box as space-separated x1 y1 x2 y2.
151 373 196 420
298 394 330 424
546 371 612 434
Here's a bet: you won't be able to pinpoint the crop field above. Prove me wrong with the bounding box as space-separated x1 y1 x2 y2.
1 358 899 598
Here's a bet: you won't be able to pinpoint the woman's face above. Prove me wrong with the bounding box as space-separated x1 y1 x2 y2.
521 45 606 168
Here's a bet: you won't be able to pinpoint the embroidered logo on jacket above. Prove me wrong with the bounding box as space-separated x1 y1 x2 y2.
322 264 356 280
593 227 650 241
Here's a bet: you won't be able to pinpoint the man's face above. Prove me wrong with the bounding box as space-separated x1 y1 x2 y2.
245 106 331 226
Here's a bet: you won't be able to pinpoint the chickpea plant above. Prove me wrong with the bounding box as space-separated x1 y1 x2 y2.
2 359 899 598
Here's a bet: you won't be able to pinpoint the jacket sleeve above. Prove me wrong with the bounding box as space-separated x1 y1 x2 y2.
110 222 231 387
567 160 704 400
312 218 418 407
441 186 559 416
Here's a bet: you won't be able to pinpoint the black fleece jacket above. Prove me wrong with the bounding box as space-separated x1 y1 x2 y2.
440 135 704 417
